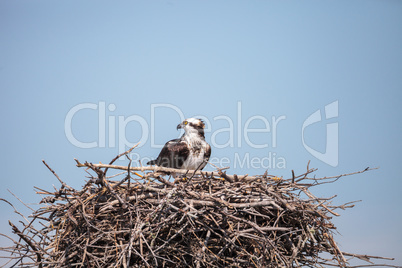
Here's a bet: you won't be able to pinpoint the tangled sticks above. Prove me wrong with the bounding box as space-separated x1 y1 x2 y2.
0 153 397 267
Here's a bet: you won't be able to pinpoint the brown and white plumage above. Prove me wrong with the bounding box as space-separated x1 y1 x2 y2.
147 118 211 170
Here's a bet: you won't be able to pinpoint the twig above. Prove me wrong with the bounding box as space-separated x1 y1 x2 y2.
1 157 391 268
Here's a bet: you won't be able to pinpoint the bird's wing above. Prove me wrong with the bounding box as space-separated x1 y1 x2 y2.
154 139 190 169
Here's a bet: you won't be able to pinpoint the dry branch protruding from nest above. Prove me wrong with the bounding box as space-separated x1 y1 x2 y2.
0 154 397 267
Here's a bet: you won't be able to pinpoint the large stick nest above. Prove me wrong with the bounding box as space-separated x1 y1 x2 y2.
0 150 397 267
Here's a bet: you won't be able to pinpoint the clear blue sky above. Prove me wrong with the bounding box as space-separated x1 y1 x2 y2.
1 1 401 265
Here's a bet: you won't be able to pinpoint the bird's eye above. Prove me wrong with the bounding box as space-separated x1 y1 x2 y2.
184 121 188 125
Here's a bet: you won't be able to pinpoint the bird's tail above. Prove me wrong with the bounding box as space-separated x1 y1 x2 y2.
147 160 157 165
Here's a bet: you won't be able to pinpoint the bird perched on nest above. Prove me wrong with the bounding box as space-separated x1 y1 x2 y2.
147 118 211 171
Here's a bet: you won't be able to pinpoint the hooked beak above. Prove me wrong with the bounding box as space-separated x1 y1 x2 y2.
177 123 183 130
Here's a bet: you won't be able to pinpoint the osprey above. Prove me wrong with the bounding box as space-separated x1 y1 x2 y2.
147 118 211 170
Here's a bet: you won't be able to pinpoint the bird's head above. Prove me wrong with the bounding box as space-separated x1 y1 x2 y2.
177 118 206 137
